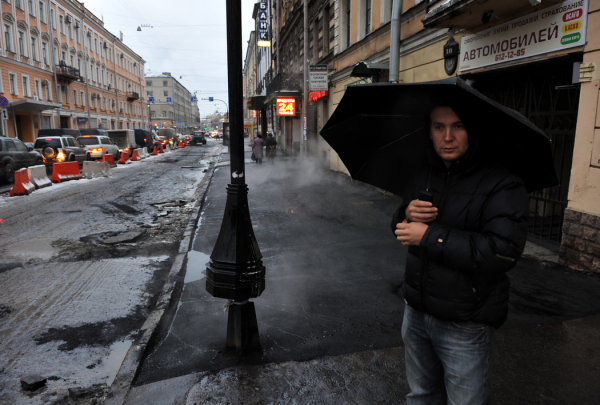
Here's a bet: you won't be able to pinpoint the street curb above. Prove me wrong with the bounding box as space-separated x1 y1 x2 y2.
105 147 222 405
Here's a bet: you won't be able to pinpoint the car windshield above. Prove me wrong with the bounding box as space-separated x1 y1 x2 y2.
77 137 100 145
34 138 62 149
108 132 129 149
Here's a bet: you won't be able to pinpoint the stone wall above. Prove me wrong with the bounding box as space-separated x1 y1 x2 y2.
559 208 600 272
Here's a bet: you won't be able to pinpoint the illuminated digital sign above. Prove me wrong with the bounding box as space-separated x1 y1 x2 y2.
277 98 296 116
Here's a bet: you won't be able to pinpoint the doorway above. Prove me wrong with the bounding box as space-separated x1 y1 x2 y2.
471 57 581 242
60 117 70 128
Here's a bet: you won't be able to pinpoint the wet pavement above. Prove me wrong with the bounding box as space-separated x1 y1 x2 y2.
0 142 221 404
128 145 600 404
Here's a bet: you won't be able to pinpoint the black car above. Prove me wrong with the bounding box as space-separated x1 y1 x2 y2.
0 136 44 182
133 129 157 152
34 129 88 165
191 131 207 145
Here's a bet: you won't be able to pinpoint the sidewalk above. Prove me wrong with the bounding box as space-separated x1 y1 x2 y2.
125 149 600 404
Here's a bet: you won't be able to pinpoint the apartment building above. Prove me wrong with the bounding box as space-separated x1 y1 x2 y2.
0 0 147 142
146 72 199 133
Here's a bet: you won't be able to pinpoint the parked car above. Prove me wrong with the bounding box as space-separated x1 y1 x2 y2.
34 129 88 166
133 129 156 152
77 134 120 160
191 131 207 145
106 129 138 157
0 136 44 182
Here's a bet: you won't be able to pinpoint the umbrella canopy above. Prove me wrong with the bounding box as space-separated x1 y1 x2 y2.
320 77 558 195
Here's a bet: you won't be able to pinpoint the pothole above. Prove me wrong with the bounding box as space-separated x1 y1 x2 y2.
80 229 146 245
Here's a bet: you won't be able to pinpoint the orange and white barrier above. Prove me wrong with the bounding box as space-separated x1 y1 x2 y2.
27 165 52 189
9 168 36 196
50 162 82 183
82 161 112 179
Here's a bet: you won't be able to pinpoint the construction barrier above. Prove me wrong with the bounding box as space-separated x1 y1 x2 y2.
50 162 82 183
9 168 36 196
118 151 130 164
82 161 112 179
141 147 148 158
178 141 184 148
101 154 117 167
131 149 140 161
158 144 165 154
27 165 52 189
152 146 158 156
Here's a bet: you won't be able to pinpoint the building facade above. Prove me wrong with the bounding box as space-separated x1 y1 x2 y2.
0 0 147 142
146 72 199 133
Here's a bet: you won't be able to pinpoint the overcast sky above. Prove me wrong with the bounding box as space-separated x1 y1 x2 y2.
85 0 256 118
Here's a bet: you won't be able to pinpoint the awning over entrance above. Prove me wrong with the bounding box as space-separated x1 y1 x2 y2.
10 99 61 113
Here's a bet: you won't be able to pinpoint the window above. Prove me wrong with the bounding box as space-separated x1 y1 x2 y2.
9 73 17 95
31 37 37 60
15 139 28 152
94 38 97 53
163 80 168 86
35 79 41 97
147 90 153 96
345 0 351 49
365 0 372 36
50 9 55 29
59 15 64 34
75 25 79 43
164 90 168 96
73 89 77 105
77 58 81 71
70 55 73 67
39 2 45 23
146 80 152 86
42 42 47 64
5 139 17 151
18 31 25 56
96 67 99 83
87 34 91 49
80 90 85 106
90 64 94 81
45 80 52 101
16 0 23 9
0 69 4 93
61 50 66 62
4 25 12 53
68 21 72 40
28 0 34 16
22 75 30 96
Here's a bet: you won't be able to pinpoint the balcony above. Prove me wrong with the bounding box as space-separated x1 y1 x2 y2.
56 63 82 84
126 92 140 101
266 73 303 96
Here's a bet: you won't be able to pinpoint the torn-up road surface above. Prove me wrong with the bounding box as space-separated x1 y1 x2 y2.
0 142 221 404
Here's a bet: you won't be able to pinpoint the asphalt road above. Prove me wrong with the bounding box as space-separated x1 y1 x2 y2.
0 140 221 404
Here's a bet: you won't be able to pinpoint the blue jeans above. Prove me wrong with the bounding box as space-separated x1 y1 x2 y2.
401 304 494 405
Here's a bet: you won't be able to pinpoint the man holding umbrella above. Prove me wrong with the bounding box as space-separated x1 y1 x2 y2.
320 78 558 404
392 103 529 404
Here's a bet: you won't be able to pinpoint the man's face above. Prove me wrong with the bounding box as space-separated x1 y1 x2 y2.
429 106 469 168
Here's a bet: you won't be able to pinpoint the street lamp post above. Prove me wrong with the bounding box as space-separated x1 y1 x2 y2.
205 0 265 352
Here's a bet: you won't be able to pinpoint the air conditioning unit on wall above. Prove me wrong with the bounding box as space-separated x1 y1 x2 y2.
66 16 73 23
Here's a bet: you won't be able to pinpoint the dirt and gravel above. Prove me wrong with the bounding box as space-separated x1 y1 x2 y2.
0 141 221 405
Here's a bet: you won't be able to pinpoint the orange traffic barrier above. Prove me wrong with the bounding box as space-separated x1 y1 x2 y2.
178 141 184 148
159 144 165 154
152 146 158 155
131 149 140 161
118 151 130 164
101 154 116 166
9 168 36 196
51 162 83 183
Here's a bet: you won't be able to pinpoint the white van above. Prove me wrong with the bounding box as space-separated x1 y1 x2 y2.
106 129 138 157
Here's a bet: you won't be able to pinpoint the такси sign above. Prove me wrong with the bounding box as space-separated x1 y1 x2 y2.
460 0 587 72
309 65 328 91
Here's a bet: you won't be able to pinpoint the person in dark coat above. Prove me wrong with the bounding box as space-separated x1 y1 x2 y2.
251 134 265 164
265 133 277 163
392 105 529 404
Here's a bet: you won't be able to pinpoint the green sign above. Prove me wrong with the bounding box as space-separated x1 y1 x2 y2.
561 33 581 45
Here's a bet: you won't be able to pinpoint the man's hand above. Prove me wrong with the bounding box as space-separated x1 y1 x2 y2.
395 222 429 246
405 200 438 223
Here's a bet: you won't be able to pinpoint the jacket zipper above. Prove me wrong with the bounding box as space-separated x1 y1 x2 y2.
420 169 451 310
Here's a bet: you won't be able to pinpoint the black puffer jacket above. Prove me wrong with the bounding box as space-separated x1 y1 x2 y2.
392 150 529 328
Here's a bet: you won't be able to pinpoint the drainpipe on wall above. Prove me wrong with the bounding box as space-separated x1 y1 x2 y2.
81 8 91 127
302 0 308 156
47 1 61 128
113 38 119 129
389 0 403 83
275 0 279 139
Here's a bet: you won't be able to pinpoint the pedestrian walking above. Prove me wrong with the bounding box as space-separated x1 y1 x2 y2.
251 134 265 165
392 104 529 404
265 133 277 164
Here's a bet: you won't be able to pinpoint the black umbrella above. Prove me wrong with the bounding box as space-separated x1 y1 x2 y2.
320 77 558 195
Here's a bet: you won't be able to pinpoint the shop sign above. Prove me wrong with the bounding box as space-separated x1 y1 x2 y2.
277 98 296 116
257 1 270 47
309 65 328 91
459 0 587 72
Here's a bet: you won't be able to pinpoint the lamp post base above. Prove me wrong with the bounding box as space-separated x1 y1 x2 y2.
226 302 261 352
